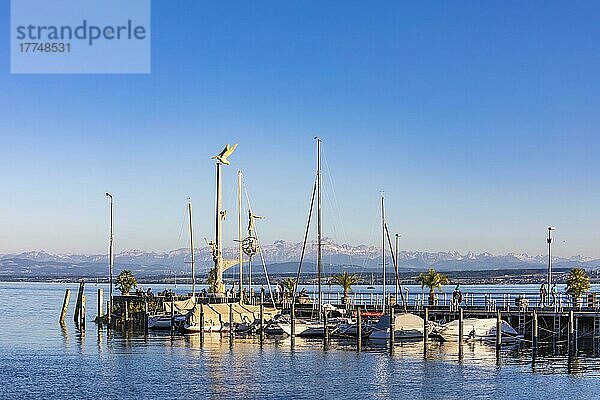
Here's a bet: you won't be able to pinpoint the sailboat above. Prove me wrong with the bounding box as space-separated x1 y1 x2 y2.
267 138 344 338
148 199 198 330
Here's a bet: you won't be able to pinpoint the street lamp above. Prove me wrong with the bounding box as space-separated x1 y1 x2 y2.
547 226 556 288
106 192 114 326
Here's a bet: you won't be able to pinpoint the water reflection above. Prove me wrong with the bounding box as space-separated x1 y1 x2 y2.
5 282 600 399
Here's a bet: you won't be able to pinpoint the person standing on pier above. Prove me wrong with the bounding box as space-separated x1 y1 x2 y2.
551 283 558 306
539 283 547 307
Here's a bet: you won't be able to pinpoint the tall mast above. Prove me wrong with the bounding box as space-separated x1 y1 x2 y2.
238 170 243 299
105 192 114 325
395 233 400 299
381 192 386 313
316 137 322 312
215 162 224 293
188 199 195 298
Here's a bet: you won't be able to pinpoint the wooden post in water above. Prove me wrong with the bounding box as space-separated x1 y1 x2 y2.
74 281 85 325
575 315 579 354
199 304 205 346
170 296 175 335
81 295 86 327
568 310 574 357
424 307 429 345
389 304 395 354
458 308 464 359
229 302 234 343
532 310 538 352
356 306 362 352
496 310 502 352
144 300 149 336
323 310 329 349
259 288 265 345
290 301 296 348
124 300 129 332
60 289 71 324
97 288 104 324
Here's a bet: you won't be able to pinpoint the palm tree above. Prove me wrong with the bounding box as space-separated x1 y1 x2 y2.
416 268 448 305
116 269 137 295
331 272 361 304
280 277 296 298
566 267 590 307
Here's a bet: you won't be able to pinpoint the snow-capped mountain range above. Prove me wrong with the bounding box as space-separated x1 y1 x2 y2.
1 238 598 278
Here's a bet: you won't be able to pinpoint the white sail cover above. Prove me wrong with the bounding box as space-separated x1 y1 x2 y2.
374 313 424 331
185 303 279 330
163 297 197 314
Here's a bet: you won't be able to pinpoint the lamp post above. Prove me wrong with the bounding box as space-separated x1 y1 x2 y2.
547 226 556 288
105 192 114 326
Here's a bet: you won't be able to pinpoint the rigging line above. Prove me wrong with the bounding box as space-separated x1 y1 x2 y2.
243 183 276 308
294 175 318 298
321 151 353 270
361 204 379 272
169 202 189 279
322 147 349 245
384 222 407 311
321 178 339 279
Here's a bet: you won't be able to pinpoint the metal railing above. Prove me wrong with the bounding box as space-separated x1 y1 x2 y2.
287 290 600 312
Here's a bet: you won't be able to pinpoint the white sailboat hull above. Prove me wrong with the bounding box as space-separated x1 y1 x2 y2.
148 314 186 330
435 318 520 343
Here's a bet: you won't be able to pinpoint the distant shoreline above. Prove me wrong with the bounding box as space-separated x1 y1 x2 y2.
2 267 598 285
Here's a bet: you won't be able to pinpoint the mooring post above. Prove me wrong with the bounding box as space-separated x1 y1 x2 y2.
458 308 464 359
532 310 538 352
81 295 86 328
424 307 429 345
356 305 362 352
124 300 129 332
97 288 104 325
60 289 71 324
229 302 234 343
144 300 149 336
199 304 205 346
170 296 175 335
575 315 579 354
259 288 265 345
323 310 329 348
568 310 574 357
107 301 111 329
290 300 296 348
74 281 85 325
389 303 395 354
496 310 502 351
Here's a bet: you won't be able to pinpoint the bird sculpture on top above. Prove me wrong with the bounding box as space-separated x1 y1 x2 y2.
212 143 238 165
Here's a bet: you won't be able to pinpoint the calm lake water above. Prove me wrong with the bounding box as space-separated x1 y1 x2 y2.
1 282 600 399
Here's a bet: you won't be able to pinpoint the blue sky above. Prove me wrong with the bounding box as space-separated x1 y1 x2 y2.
1 1 599 257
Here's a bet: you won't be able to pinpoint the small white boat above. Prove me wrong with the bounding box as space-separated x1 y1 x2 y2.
435 318 520 343
368 313 427 341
